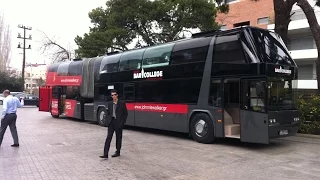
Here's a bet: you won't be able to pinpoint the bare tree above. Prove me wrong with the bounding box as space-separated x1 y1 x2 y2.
38 30 73 63
0 14 11 72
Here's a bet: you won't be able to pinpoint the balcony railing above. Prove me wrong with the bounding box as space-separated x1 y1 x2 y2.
291 10 320 21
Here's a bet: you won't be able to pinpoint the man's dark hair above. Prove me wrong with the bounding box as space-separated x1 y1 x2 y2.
111 89 117 94
3 90 10 95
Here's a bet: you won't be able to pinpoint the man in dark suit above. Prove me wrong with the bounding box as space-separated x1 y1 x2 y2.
100 89 128 159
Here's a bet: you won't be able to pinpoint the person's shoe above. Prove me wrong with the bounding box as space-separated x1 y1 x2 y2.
111 152 120 158
99 155 108 159
11 144 19 147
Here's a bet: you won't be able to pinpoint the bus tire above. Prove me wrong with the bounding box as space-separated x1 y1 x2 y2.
0 100 2 105
51 114 59 118
190 113 215 144
97 107 107 127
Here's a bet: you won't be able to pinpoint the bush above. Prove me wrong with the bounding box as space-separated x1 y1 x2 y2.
0 71 23 92
296 95 320 135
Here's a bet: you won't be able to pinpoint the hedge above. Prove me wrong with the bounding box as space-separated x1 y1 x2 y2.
296 95 320 135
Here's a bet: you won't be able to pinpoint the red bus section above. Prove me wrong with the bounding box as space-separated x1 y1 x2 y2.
51 99 59 115
46 72 82 86
126 103 188 114
64 99 77 117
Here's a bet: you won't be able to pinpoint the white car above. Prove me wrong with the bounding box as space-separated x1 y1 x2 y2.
0 94 4 105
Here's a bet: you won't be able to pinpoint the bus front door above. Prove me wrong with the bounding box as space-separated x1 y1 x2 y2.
240 78 269 144
39 86 51 112
51 86 61 116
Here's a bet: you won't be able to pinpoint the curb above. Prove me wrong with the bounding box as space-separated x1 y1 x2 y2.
296 133 320 139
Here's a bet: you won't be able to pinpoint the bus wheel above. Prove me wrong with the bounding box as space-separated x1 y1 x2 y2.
0 100 2 105
190 113 215 144
97 108 107 127
51 114 59 118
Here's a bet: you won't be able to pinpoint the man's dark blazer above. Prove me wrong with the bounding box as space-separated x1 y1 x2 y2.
107 100 128 129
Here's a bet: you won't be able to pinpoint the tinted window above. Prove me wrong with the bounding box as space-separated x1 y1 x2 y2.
66 86 79 100
241 79 266 112
208 79 222 107
171 37 211 65
142 44 174 68
136 78 201 104
213 34 246 64
119 49 146 71
57 62 70 75
123 83 135 102
68 61 83 76
250 29 294 66
100 54 121 73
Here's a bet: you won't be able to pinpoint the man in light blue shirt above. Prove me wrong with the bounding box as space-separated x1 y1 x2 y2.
0 90 24 147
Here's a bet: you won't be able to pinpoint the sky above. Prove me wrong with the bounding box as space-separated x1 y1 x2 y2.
0 0 107 69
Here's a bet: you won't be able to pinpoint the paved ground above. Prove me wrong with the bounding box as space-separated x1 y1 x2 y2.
0 106 320 180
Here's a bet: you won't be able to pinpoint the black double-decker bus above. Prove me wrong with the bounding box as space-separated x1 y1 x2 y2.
40 26 299 144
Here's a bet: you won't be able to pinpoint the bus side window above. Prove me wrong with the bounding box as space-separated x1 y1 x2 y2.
119 49 145 71
142 43 174 68
208 79 222 107
213 34 246 64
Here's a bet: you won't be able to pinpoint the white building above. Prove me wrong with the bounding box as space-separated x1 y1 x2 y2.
268 0 320 89
24 63 47 91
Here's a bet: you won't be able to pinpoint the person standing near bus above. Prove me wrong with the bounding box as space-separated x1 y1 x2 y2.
100 89 128 159
0 90 24 147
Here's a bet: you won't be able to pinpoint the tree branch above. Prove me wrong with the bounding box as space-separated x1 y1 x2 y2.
38 30 72 62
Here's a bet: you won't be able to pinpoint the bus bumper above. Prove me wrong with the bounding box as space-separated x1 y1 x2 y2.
269 122 299 139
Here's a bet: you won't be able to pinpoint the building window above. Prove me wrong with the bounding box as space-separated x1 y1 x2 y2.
142 43 174 68
220 25 227 30
233 21 250 27
257 17 269 25
226 0 239 3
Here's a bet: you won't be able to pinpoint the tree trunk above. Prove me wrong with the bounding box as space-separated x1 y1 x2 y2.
296 0 320 94
273 0 294 44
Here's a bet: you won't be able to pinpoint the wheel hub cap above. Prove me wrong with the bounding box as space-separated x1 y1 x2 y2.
195 119 207 137
100 111 105 122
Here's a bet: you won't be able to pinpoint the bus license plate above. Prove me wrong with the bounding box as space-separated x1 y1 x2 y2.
279 130 288 135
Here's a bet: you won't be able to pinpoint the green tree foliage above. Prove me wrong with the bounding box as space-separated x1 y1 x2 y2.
0 71 23 92
75 0 224 58
296 95 320 135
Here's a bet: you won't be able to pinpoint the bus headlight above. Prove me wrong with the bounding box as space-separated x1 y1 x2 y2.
294 117 299 121
269 119 276 124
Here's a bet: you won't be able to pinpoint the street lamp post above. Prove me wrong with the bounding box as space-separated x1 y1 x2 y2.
17 24 32 91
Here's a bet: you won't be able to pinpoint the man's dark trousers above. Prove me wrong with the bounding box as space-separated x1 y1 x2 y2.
0 114 19 146
103 117 123 156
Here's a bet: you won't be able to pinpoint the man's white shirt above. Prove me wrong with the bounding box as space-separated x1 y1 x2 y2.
1 95 24 119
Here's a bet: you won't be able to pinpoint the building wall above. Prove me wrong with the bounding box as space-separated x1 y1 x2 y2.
216 0 274 30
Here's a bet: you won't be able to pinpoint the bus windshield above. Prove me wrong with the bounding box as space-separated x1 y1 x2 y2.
268 78 295 110
241 28 296 66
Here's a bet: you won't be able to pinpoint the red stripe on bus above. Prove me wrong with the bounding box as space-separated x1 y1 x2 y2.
46 72 82 86
126 103 188 114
